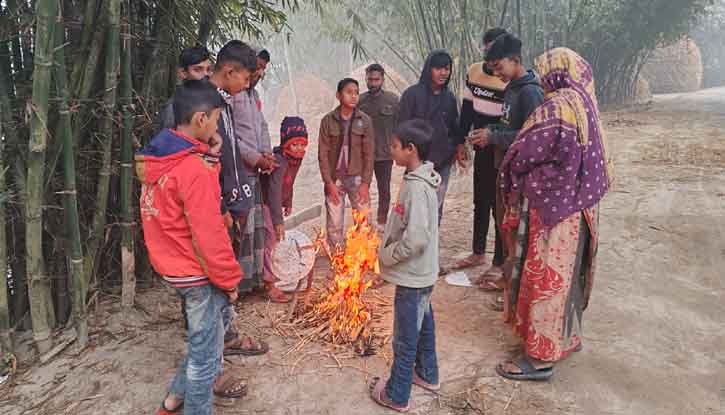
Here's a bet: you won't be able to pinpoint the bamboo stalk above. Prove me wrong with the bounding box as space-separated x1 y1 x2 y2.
120 7 136 309
53 6 87 348
82 0 120 299
0 114 12 354
26 0 59 353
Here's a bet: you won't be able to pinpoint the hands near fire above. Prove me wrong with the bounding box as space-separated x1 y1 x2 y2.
357 182 370 206
325 182 340 205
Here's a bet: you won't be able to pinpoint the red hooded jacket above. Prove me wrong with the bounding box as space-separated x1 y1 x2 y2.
135 129 242 290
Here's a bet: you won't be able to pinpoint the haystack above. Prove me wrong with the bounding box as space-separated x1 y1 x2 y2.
350 62 412 95
641 38 703 94
271 74 336 131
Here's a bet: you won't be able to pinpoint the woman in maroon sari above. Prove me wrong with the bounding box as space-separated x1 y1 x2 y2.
496 48 613 381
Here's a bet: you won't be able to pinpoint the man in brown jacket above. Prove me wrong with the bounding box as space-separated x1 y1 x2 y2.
318 78 375 248
358 63 400 230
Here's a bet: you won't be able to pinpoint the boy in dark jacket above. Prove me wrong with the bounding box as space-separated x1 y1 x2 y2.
469 33 544 294
259 116 309 303
137 80 243 415
398 50 463 223
370 119 441 412
471 33 545 167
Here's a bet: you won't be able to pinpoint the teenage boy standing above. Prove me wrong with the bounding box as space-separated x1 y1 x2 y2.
398 50 463 224
318 78 375 249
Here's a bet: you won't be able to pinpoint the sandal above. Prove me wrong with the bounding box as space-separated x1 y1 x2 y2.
495 356 554 381
266 285 292 303
156 398 183 415
223 334 269 356
480 265 504 279
213 371 248 399
479 278 504 292
412 370 440 393
368 376 410 413
450 254 487 270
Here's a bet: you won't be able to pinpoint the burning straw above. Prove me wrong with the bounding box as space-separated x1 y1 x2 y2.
286 210 389 355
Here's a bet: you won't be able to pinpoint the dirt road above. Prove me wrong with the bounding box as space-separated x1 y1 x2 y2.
1 88 724 415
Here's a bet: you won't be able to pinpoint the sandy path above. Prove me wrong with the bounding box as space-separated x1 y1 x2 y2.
1 88 724 415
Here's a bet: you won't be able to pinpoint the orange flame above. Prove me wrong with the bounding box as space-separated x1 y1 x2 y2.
313 209 381 343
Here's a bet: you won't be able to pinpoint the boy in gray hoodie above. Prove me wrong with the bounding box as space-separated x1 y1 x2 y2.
370 119 441 413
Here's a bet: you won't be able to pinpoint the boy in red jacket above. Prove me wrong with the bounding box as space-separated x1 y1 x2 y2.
136 79 243 415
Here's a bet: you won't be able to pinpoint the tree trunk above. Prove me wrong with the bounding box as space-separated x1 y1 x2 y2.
54 6 87 348
82 0 120 299
26 0 59 353
120 7 136 309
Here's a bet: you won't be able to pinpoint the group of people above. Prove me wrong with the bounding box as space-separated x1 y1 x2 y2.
136 26 611 415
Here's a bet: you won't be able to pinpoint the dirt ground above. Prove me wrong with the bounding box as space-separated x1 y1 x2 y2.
1 88 724 415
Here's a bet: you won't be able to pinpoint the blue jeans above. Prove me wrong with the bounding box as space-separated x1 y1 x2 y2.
168 284 231 415
385 285 439 406
435 163 452 225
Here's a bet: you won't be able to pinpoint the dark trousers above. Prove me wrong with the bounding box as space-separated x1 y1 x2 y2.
374 160 394 225
473 149 504 266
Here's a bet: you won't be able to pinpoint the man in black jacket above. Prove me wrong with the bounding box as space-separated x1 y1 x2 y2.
398 50 463 224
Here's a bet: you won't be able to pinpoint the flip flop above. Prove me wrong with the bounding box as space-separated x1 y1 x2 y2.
412 370 440 393
495 356 554 381
368 376 410 413
213 372 248 399
450 255 487 271
223 335 270 356
479 278 504 292
156 398 183 415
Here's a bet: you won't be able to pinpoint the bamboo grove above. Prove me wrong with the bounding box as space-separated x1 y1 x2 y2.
0 0 299 356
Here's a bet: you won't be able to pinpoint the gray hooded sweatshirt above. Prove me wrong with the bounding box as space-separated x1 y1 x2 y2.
379 161 441 288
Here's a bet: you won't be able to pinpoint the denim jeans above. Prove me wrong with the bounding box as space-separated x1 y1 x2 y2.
385 285 439 406
435 163 452 225
374 160 394 225
325 175 370 247
168 284 231 415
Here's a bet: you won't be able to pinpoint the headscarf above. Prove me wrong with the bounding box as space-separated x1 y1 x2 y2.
499 48 613 227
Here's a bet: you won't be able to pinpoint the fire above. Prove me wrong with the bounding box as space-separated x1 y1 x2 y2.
310 209 381 344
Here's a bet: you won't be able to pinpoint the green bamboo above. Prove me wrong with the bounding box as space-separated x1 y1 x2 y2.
26 0 59 353
0 119 12 354
82 0 120 298
120 8 136 309
54 7 87 347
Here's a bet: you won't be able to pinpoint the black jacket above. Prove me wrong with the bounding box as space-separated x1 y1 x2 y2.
398 50 462 170
489 70 544 166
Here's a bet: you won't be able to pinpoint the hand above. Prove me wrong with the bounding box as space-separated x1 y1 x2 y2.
325 182 340 205
357 182 370 206
468 128 490 148
283 206 292 216
225 288 239 303
209 132 223 156
455 144 468 168
223 212 234 228
256 153 279 173
275 224 285 242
